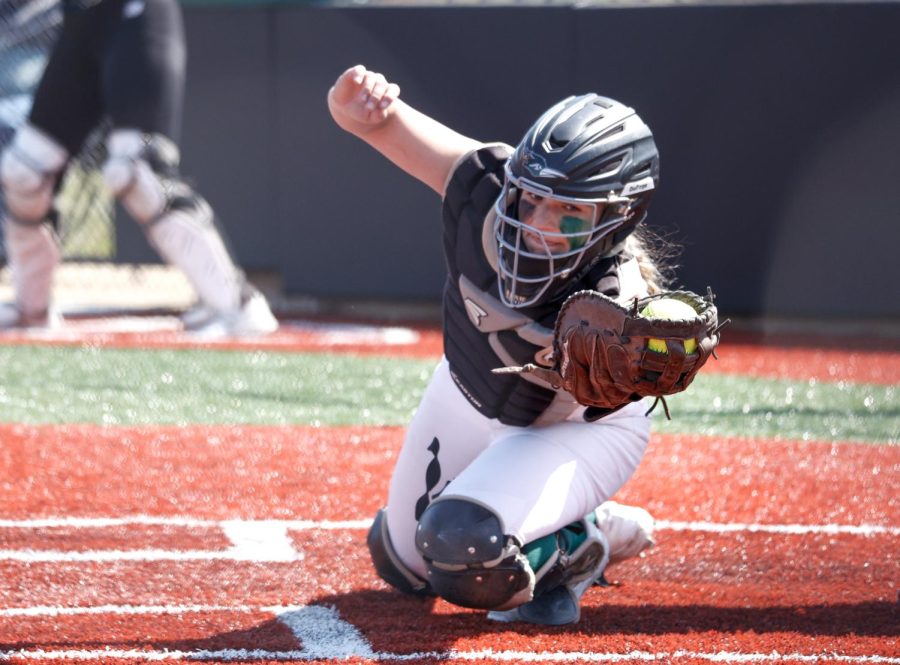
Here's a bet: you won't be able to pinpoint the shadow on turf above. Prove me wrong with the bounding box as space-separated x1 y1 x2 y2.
577 598 900 637
2 590 896 654
308 589 899 641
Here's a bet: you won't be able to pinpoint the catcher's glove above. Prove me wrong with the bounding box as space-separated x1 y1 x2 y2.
493 288 725 419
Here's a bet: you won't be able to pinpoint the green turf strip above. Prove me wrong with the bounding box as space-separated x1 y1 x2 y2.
657 374 897 444
0 346 431 427
0 345 895 443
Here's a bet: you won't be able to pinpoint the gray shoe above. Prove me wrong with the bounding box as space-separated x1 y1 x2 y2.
487 584 582 626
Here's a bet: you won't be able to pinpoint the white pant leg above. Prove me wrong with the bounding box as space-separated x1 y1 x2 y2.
386 357 498 578
440 400 651 549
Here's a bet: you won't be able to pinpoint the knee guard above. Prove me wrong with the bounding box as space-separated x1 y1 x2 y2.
101 129 181 224
1 123 67 224
102 129 244 312
367 508 432 596
414 498 535 610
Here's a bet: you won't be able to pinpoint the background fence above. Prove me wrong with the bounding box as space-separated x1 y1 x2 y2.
0 0 114 260
2 0 899 325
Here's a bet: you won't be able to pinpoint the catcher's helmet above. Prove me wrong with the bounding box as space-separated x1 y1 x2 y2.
494 93 659 308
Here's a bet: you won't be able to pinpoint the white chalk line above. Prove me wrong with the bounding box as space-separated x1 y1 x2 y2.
0 647 896 663
0 516 894 562
220 520 300 562
0 518 367 563
654 520 899 536
0 517 307 563
0 515 895 535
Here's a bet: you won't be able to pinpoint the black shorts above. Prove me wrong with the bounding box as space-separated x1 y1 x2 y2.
29 0 186 155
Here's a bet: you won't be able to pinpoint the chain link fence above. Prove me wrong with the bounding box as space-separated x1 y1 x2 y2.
0 0 201 312
0 0 115 262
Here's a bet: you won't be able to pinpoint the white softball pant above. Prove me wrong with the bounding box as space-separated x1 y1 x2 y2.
386 357 652 579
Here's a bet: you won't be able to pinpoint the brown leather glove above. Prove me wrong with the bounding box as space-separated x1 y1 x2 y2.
494 289 723 413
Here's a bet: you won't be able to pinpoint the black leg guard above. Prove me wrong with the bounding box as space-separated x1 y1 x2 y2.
415 498 535 610
367 508 433 597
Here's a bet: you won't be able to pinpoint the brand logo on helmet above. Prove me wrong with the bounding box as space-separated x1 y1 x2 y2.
522 150 567 180
523 151 547 178
621 176 655 196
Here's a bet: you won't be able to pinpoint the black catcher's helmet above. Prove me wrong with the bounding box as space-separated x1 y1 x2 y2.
493 93 659 308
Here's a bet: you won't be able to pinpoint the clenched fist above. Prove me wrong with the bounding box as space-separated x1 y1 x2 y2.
328 65 401 131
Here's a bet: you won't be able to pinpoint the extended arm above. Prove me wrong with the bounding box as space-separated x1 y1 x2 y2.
327 65 482 196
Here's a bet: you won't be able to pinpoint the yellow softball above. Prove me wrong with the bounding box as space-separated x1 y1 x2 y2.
640 298 698 354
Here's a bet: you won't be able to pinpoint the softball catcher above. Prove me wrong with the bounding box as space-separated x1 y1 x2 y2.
329 65 721 625
0 0 276 336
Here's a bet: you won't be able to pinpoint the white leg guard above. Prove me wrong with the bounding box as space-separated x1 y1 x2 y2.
1 219 60 323
101 129 243 313
0 124 67 325
152 209 277 336
146 203 243 313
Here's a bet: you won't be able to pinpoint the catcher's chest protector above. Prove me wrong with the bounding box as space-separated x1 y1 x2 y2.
441 146 620 427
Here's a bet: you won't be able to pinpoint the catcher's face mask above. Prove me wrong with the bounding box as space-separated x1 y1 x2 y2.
493 164 637 308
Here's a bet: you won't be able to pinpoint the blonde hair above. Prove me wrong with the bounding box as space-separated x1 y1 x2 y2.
625 226 679 295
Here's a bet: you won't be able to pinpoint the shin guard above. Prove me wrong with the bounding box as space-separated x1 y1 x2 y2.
102 129 245 313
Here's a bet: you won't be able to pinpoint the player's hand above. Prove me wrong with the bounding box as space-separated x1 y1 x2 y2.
328 65 400 131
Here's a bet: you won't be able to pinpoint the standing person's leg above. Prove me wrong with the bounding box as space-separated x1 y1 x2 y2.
367 358 498 593
0 8 104 328
1 125 67 327
100 0 276 336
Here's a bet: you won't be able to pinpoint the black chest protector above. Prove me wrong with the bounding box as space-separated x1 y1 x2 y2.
441 145 622 427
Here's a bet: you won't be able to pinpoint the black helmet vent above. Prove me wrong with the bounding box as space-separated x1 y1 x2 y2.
633 161 653 178
548 134 568 150
595 158 623 176
594 124 625 143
